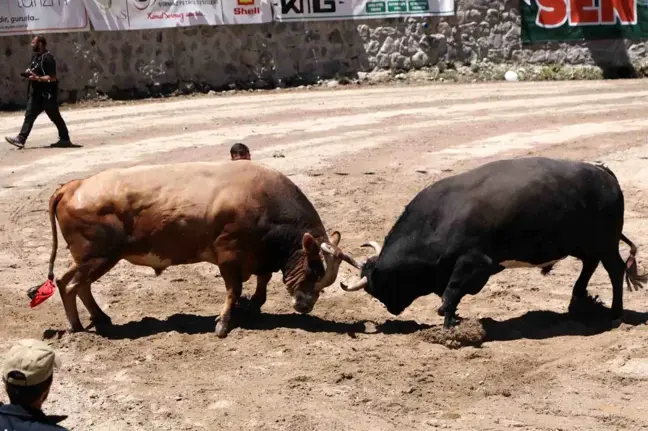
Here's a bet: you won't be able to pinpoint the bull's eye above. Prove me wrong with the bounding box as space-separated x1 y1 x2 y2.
306 268 321 282
306 259 325 282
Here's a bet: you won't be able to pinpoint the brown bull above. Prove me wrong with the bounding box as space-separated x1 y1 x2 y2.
31 160 360 338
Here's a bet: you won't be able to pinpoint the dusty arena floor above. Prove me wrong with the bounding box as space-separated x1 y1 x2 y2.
2 80 648 430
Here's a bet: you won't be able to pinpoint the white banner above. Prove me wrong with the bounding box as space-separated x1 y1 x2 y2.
271 0 453 21
0 0 90 36
83 0 224 31
222 0 272 25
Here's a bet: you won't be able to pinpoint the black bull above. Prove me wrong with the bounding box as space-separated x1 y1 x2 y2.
341 157 648 328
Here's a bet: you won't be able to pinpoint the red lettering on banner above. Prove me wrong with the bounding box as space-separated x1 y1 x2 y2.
234 6 260 14
536 0 567 28
570 0 598 24
536 0 637 27
601 0 637 24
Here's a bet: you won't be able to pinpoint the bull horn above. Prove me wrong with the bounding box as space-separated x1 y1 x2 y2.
341 253 363 270
320 243 336 255
340 276 368 292
321 242 364 270
361 241 382 255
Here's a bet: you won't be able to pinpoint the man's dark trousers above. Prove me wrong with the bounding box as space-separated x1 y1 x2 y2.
18 91 69 143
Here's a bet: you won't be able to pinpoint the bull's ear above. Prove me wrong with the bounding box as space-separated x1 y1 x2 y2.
302 232 320 257
330 231 341 246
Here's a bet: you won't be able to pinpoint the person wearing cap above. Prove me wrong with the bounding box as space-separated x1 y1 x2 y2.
0 339 68 430
230 142 251 161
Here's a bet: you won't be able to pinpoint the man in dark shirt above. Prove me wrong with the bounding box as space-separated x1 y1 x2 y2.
4 35 72 149
0 339 69 430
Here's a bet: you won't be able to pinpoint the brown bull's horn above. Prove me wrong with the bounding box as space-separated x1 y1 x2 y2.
361 241 382 255
321 243 364 270
340 253 363 270
320 243 336 255
340 276 368 292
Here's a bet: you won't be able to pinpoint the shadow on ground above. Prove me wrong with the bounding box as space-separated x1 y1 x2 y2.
43 306 648 345
480 308 648 342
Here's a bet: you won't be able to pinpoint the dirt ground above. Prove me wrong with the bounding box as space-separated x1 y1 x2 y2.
2 80 648 430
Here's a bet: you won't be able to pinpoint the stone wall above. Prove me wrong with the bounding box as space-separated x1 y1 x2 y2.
0 0 642 108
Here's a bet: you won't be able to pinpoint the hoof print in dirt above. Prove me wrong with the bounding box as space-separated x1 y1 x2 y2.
417 318 486 349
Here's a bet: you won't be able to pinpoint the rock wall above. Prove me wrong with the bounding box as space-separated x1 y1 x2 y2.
0 0 642 108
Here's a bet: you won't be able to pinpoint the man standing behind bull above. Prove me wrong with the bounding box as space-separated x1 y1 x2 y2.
230 143 251 160
5 36 72 149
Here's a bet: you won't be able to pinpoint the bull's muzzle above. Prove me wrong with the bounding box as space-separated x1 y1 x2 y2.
292 291 316 314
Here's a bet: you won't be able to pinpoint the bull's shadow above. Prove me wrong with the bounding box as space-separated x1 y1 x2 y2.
42 313 219 341
89 313 218 340
45 306 648 342
237 312 367 335
373 308 648 343
79 310 368 341
479 308 648 342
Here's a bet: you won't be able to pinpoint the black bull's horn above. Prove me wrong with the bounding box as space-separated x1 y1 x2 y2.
339 241 382 292
340 276 368 291
362 241 382 255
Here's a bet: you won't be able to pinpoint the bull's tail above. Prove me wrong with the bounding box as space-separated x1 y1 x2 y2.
27 185 66 305
47 186 65 281
593 162 645 291
620 233 648 292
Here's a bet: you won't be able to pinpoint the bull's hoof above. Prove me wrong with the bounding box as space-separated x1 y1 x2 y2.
69 324 84 333
215 320 230 338
235 296 264 314
248 298 265 314
91 314 113 334
92 314 113 327
568 294 603 312
443 314 458 329
568 294 609 320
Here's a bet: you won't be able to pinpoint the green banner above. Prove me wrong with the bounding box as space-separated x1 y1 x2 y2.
521 0 648 44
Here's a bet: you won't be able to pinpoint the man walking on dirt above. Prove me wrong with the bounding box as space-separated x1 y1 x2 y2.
0 339 69 430
5 35 72 149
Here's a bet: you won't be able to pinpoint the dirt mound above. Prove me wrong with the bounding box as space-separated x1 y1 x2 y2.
416 318 486 349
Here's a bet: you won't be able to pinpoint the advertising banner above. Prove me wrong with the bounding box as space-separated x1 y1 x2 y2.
0 0 89 36
83 0 224 31
521 0 648 44
222 0 272 24
271 0 454 22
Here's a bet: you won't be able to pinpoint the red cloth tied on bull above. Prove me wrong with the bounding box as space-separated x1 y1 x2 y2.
29 279 56 308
